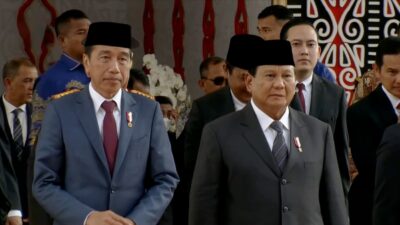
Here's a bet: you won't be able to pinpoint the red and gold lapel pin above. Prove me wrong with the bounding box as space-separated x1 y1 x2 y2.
126 112 133 128
294 137 302 152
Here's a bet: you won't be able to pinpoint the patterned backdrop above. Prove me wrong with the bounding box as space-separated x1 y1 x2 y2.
287 0 400 103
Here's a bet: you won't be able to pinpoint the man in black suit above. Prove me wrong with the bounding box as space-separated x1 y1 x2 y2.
182 34 265 225
0 127 21 225
189 39 347 225
280 18 350 199
373 123 400 225
347 37 400 225
1 58 38 225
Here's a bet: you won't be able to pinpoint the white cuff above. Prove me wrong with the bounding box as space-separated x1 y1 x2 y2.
7 210 22 217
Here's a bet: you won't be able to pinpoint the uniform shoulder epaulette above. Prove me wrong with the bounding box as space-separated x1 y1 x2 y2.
129 89 155 100
51 89 81 100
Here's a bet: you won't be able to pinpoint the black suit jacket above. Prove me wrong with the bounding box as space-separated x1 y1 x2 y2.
347 85 398 225
0 99 31 218
189 105 348 225
184 86 235 184
291 75 350 197
0 124 21 224
373 124 400 225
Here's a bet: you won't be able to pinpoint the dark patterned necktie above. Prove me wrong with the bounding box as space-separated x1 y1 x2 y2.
270 121 288 172
296 83 306 113
101 101 118 174
12 108 24 160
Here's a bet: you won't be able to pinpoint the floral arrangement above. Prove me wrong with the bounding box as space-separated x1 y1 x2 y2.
143 54 191 136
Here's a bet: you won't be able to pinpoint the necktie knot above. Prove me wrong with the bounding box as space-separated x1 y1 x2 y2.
102 101 116 113
270 121 284 134
296 82 305 91
12 108 22 117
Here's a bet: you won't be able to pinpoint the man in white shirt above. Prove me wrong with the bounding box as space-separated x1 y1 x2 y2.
189 39 347 225
280 18 350 201
0 58 38 225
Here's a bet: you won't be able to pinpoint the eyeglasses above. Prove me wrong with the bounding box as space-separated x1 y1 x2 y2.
202 76 227 86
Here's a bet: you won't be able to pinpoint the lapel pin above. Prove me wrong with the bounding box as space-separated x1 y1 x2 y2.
294 137 303 152
126 112 133 128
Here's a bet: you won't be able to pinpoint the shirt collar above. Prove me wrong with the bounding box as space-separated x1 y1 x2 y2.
2 95 26 114
89 83 122 113
296 73 313 91
381 85 400 112
251 99 290 132
61 53 82 71
230 89 247 111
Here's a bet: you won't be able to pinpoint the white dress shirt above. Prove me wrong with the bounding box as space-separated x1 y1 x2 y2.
296 73 313 115
231 90 247 111
251 100 290 151
381 85 400 117
2 96 28 144
89 83 122 137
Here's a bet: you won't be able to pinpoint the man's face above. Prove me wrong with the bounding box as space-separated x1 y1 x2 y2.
4 65 38 106
286 25 320 77
59 18 91 61
246 65 295 119
228 67 252 103
376 54 400 98
257 16 288 41
83 45 132 99
198 62 228 94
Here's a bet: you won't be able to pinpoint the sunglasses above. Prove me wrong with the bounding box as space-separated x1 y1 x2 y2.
202 76 227 86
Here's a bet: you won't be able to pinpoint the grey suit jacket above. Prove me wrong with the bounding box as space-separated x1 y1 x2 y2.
189 105 348 225
33 88 179 225
291 75 350 197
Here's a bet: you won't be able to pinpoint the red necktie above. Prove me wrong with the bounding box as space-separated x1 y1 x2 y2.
296 83 306 113
101 101 118 174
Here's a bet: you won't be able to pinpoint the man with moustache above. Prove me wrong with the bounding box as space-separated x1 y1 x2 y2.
189 39 347 225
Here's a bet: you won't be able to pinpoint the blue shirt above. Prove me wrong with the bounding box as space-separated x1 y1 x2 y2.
30 53 90 147
314 61 336 83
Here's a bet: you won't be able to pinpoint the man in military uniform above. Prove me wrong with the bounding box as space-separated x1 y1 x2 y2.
28 9 90 225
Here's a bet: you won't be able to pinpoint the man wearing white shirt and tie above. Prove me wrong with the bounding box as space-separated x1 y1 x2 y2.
280 18 350 201
0 58 38 225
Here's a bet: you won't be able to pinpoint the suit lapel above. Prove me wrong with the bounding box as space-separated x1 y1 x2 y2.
283 109 305 175
113 91 137 177
371 86 398 127
25 103 32 147
75 88 110 173
309 74 323 117
0 99 13 142
240 105 281 177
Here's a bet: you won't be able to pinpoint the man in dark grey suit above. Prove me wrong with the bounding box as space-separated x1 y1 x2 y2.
373 124 400 225
0 127 21 225
280 18 350 199
181 34 265 225
347 37 400 225
189 40 348 225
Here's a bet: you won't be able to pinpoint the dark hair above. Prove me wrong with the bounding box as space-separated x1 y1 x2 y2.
280 18 317 40
55 9 88 36
155 96 173 106
2 58 36 82
376 36 400 68
258 5 293 21
127 69 149 90
199 56 225 78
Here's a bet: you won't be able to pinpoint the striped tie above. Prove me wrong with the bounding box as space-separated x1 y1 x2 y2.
12 108 24 160
270 121 288 172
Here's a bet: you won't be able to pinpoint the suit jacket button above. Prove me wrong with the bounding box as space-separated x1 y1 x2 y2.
281 179 287 185
283 206 289 212
111 190 115 194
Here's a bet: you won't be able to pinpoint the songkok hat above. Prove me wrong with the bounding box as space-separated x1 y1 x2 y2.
84 22 139 48
252 40 295 67
226 34 265 71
